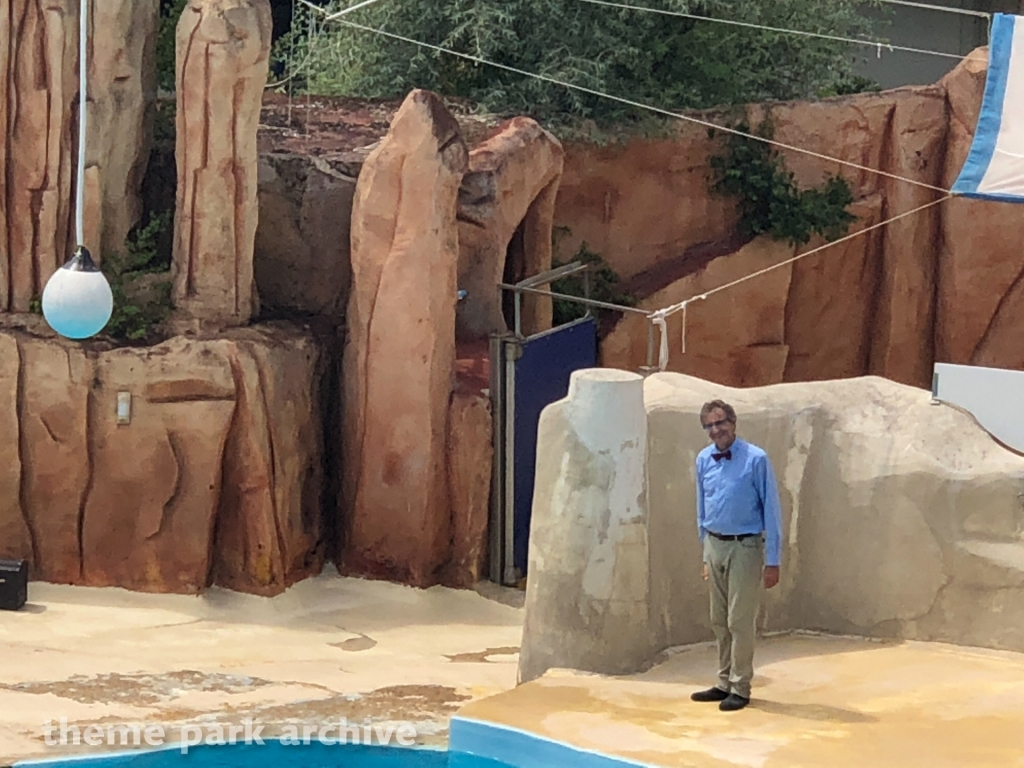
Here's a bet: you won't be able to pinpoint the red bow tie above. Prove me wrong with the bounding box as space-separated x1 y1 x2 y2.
712 450 732 462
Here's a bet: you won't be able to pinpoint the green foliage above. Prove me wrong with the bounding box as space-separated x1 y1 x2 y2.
102 211 174 343
708 119 855 246
156 0 187 93
278 0 884 130
551 241 636 327
25 215 174 343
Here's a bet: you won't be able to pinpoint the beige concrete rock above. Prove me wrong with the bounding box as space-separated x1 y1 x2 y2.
519 368 654 684
0 321 327 595
520 370 1024 675
0 0 156 311
172 0 272 326
643 372 1024 652
456 118 563 339
340 89 469 586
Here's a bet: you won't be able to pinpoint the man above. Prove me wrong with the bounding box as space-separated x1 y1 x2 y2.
690 399 782 712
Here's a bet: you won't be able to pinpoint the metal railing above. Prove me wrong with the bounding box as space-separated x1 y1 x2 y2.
496 261 658 369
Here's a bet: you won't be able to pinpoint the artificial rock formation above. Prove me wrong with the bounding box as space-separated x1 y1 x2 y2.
456 118 563 339
519 370 1024 678
0 319 330 595
172 0 272 327
254 153 358 319
341 89 470 585
519 368 654 684
0 0 157 311
444 388 494 587
558 49 1024 387
644 372 1024 653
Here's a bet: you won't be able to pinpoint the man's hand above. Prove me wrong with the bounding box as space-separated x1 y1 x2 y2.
702 562 709 581
764 565 780 589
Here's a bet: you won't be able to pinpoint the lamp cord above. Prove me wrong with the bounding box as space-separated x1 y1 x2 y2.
76 0 87 246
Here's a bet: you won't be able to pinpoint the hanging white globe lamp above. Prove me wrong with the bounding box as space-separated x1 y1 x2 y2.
41 0 113 339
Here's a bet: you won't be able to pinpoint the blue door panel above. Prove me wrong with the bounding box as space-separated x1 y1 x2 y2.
511 318 597 576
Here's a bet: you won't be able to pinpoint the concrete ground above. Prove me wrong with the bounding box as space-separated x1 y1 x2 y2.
458 632 1024 767
0 573 525 764
6 577 1024 768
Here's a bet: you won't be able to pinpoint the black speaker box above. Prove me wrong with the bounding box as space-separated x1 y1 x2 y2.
0 559 28 611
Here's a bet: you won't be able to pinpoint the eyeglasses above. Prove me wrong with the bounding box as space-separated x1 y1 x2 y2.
701 419 732 431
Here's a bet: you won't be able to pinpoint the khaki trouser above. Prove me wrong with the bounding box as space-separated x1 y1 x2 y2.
704 534 764 699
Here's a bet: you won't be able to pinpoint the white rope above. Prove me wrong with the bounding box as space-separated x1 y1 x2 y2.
316 17 960 369
327 18 952 194
295 0 385 21
877 0 991 19
578 0 986 63
76 0 88 245
646 193 953 369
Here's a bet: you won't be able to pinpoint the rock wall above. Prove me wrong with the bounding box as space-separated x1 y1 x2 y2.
254 152 359 319
0 317 332 596
0 0 157 312
562 51 1024 389
172 0 272 327
340 89 469 586
456 118 562 340
519 370 1024 681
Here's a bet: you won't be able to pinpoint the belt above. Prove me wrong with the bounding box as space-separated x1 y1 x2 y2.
707 531 760 541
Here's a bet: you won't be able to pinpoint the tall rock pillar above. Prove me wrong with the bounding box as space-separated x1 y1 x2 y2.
341 90 469 585
172 0 271 327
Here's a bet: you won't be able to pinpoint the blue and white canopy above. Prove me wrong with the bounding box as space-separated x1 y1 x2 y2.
953 13 1024 202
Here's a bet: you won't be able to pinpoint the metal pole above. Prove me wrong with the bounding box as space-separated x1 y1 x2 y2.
497 282 650 316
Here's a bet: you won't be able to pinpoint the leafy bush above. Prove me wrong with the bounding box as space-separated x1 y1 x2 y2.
551 242 636 327
156 0 187 93
708 119 856 246
278 0 884 130
102 211 174 343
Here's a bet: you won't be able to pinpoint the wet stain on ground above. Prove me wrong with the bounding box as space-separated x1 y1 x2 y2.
1 671 273 706
330 635 378 652
444 646 520 663
26 683 471 749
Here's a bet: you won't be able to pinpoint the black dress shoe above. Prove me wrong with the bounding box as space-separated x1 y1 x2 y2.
719 693 750 711
690 687 730 702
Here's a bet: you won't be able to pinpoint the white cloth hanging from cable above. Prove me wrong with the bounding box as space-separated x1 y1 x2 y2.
952 13 1024 202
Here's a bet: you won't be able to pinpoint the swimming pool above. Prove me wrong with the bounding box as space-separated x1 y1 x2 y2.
12 716 643 768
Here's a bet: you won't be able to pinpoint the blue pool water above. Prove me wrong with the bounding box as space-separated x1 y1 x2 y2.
14 717 643 768
16 741 471 768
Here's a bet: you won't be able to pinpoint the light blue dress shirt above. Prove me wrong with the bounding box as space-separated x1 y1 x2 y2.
696 437 783 567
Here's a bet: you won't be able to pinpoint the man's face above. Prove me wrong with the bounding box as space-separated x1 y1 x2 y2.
702 407 736 451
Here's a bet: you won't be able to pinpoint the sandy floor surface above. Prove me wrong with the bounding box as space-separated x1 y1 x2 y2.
0 573 524 764
457 632 1024 767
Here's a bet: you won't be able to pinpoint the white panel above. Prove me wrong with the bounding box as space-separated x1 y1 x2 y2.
933 363 1024 454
